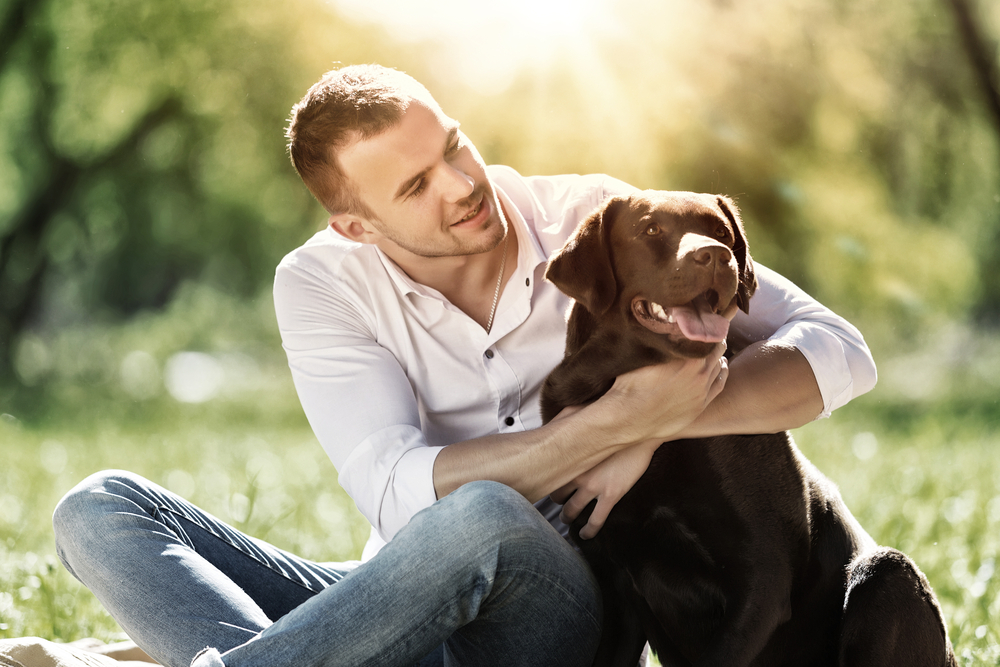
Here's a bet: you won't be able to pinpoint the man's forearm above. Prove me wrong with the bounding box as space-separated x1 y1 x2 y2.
431 404 631 504
677 341 824 439
433 350 729 502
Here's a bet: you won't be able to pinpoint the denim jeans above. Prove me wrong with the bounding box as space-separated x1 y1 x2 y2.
52 471 602 667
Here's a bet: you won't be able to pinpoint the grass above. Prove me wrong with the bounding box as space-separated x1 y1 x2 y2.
1 285 998 664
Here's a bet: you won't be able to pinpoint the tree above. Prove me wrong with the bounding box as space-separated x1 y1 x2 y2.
0 0 395 380
945 0 1000 324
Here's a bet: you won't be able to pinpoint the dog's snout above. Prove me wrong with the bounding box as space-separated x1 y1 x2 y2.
693 244 732 267
678 233 733 268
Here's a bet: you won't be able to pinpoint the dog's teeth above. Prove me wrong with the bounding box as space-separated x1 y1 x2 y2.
649 302 674 324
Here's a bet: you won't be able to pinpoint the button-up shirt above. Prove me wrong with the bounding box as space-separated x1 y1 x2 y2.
274 165 877 559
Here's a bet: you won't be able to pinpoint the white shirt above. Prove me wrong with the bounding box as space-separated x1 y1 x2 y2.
273 165 877 559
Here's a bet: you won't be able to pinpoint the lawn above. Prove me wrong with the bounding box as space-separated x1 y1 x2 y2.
1 288 998 664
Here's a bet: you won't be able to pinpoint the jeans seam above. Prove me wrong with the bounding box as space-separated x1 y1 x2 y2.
155 504 331 596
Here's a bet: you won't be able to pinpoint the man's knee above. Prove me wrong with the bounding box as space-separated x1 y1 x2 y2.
53 470 137 527
52 469 144 573
436 480 545 542
415 480 581 585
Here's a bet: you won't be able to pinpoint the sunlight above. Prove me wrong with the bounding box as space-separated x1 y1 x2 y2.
326 0 616 93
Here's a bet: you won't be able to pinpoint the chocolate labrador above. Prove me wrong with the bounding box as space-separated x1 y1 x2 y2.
540 191 956 667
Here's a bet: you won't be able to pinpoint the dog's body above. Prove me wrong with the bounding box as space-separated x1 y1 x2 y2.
540 191 956 667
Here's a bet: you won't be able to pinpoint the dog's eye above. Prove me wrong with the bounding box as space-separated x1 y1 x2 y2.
715 225 730 240
645 224 661 236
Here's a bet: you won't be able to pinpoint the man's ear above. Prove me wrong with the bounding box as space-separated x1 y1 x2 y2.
544 196 626 317
328 213 380 244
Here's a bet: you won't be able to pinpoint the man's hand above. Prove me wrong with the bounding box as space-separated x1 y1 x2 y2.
593 341 729 445
550 438 662 539
547 343 729 539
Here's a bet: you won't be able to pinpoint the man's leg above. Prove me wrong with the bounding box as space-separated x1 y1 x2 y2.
54 472 601 667
192 480 602 667
53 470 361 666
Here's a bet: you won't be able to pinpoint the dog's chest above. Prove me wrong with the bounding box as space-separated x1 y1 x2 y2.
608 434 809 565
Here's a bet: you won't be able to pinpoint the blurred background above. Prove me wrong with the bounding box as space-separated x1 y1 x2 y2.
1 0 1000 660
2 0 1000 410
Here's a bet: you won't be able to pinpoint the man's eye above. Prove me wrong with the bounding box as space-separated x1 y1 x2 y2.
409 180 426 198
446 140 461 156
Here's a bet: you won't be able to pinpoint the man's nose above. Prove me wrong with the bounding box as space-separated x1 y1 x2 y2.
441 163 475 201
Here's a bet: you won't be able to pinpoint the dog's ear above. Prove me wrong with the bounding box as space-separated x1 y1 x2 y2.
545 196 626 317
716 195 757 313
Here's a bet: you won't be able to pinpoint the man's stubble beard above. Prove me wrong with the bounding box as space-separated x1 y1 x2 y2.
371 187 507 259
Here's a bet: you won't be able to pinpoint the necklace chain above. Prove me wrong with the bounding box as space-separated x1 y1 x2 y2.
485 233 509 334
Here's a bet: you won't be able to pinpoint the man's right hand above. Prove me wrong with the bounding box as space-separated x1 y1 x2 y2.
591 341 729 446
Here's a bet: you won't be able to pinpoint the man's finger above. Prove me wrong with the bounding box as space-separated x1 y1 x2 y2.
579 496 614 540
559 490 594 525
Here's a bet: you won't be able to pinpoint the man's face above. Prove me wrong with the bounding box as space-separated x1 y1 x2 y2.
335 101 506 260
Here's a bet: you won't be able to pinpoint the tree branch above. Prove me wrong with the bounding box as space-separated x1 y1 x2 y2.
945 0 1000 134
0 95 184 376
0 0 38 75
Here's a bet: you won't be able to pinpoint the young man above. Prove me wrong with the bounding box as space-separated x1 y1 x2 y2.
53 65 876 667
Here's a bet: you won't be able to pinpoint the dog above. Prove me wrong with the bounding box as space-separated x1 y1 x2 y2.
540 191 956 667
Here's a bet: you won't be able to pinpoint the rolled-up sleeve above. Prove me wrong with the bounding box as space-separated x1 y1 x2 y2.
732 264 877 418
274 259 442 542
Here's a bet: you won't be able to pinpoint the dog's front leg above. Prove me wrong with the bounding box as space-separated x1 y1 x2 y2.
590 568 647 667
688 569 793 667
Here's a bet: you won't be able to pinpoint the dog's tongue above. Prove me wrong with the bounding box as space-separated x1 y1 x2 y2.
669 303 730 343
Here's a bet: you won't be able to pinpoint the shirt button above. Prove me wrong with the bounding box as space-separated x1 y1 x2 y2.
504 416 515 426
484 349 494 359
525 278 530 286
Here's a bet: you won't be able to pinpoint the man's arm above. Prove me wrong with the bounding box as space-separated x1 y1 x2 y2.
678 341 822 438
432 347 729 503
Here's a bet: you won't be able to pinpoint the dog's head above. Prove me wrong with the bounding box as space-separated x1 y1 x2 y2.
545 190 757 357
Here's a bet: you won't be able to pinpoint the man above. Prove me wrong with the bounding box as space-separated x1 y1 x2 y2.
53 64 876 667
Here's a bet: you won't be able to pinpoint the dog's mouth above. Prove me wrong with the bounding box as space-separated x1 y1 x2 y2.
631 290 730 343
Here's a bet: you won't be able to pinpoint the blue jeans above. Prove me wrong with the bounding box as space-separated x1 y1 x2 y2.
52 471 602 667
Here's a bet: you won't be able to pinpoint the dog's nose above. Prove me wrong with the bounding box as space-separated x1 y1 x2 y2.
692 244 733 267
677 240 733 267
678 233 733 268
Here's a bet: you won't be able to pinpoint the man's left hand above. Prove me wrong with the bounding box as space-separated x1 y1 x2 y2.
550 438 662 540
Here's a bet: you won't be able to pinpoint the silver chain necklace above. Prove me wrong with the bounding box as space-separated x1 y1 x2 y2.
485 232 509 334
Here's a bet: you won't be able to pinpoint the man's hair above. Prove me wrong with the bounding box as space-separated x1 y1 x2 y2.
286 64 438 217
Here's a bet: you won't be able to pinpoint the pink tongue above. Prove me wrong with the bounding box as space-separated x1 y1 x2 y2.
669 304 730 343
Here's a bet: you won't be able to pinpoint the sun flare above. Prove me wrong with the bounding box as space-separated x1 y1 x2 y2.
326 0 615 92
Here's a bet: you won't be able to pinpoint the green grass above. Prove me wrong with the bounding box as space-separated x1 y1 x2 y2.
795 403 1000 665
1 287 998 663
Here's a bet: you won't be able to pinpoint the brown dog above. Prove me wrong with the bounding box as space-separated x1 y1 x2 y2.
540 191 956 667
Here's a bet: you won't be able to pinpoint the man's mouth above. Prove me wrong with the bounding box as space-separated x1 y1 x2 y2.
454 198 484 225
631 290 730 343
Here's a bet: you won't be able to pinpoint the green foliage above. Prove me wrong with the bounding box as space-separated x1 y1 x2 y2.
2 0 1000 662
0 0 407 375
3 0 1000 376
422 0 1000 352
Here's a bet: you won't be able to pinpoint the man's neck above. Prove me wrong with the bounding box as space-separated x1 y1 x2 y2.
382 219 520 331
